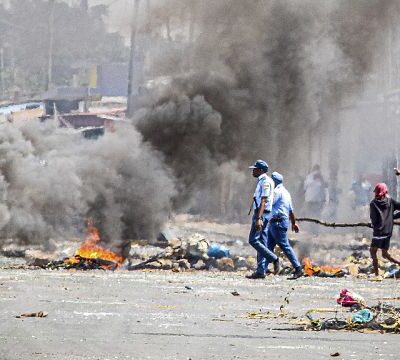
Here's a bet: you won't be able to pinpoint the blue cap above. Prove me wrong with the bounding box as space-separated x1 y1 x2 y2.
271 171 283 184
249 159 269 172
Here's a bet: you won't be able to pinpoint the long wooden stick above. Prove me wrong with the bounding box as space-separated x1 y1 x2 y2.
296 218 371 228
296 217 400 228
128 249 167 270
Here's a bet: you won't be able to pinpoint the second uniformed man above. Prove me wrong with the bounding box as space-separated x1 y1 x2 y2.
266 172 303 280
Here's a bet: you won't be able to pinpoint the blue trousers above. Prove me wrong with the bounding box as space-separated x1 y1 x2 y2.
266 219 301 270
248 213 277 275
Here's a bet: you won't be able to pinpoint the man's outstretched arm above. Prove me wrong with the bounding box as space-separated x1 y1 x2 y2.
289 211 300 233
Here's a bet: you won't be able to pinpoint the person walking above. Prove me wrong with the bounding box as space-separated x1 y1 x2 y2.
266 172 303 280
303 165 328 235
370 183 400 278
246 160 280 279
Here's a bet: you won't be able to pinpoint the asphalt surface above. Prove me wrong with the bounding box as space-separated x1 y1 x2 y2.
1 269 400 360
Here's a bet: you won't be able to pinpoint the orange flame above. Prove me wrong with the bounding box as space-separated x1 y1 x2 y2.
302 257 342 276
66 220 123 267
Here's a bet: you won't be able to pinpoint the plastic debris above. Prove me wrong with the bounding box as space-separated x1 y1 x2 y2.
337 289 366 307
385 268 400 279
207 244 230 259
351 309 373 324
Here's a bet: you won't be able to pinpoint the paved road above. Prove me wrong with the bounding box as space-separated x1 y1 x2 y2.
0 269 399 359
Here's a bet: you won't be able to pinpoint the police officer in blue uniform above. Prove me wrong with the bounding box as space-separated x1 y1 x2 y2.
246 160 280 279
266 172 303 280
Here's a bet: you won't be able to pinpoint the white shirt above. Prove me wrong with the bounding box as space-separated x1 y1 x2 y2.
253 173 274 214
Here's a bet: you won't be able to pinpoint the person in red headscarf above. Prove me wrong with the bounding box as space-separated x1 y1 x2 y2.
370 183 400 277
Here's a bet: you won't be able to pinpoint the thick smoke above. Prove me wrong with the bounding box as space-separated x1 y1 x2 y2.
132 0 396 221
0 120 176 254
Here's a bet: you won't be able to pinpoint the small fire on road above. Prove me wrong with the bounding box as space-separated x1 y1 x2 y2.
64 220 123 270
303 257 344 277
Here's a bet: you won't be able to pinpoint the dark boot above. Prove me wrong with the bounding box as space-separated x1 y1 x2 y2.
273 258 281 275
245 272 266 279
288 267 303 280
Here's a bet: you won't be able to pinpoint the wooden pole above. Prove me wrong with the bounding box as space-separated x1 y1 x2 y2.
46 0 56 91
127 0 140 117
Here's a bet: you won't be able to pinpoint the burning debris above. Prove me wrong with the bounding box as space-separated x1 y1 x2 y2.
47 220 123 271
303 257 345 278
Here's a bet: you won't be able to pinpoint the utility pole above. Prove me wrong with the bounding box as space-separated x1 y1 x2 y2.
46 0 56 91
127 0 140 117
0 46 4 99
80 0 88 12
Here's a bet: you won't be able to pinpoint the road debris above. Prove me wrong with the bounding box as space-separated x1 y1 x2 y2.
246 311 288 319
16 311 48 318
351 309 373 323
306 302 400 333
337 289 366 308
207 244 230 259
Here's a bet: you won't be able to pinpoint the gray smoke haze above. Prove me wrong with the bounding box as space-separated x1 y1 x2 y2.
0 120 176 254
132 0 396 221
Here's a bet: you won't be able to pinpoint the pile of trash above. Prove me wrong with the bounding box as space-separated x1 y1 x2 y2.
305 288 400 333
128 233 256 272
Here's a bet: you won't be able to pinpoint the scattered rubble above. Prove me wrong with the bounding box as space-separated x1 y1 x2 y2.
128 233 255 272
16 311 48 318
216 258 234 271
1 244 26 258
193 259 206 270
26 250 56 268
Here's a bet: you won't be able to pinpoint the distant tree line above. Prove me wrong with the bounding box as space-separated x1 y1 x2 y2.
0 0 128 99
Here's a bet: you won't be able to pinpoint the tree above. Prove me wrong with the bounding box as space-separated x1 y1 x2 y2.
3 0 128 97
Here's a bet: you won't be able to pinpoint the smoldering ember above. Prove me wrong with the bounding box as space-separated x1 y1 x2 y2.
3 0 400 359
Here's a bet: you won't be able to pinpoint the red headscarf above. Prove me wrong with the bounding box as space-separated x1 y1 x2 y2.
374 183 388 199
